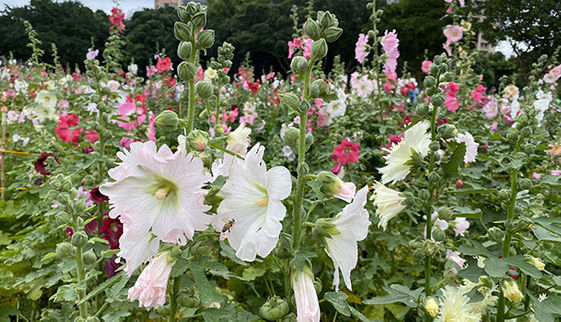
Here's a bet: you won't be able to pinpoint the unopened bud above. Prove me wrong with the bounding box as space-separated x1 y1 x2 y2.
186 129 209 151
174 21 193 42
260 296 289 321
303 18 320 40
310 39 328 61
279 93 300 111
178 61 198 82
197 29 215 49
290 56 308 74
195 80 214 99
155 110 180 132
323 26 342 42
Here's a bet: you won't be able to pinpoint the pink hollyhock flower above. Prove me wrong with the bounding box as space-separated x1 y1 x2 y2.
146 65 157 77
443 40 452 56
57 99 69 108
456 179 463 188
355 33 369 64
117 101 146 130
471 85 488 104
302 38 313 59
381 30 399 74
445 94 460 112
446 249 466 268
128 252 174 310
55 113 83 145
447 81 460 96
482 101 498 118
147 113 156 142
443 25 463 43
109 7 125 33
85 129 99 143
86 49 99 60
331 138 360 165
120 137 133 148
552 170 561 176
421 60 433 74
491 122 498 131
156 57 171 74
533 172 541 181
546 143 561 155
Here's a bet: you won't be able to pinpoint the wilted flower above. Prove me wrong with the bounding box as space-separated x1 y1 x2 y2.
502 280 523 303
371 182 406 230
446 249 466 268
324 186 370 291
213 143 291 262
425 298 439 318
128 252 174 310
292 269 320 322
227 124 252 156
529 256 545 271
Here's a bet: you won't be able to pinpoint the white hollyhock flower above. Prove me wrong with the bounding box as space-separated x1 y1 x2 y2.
436 286 481 322
227 123 251 156
100 141 211 273
292 269 320 322
456 132 478 163
213 143 291 262
379 121 431 184
34 90 57 121
324 99 347 118
371 182 406 230
324 186 370 291
534 90 552 124
128 252 174 310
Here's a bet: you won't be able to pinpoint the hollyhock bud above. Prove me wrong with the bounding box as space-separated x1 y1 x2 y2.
260 296 289 321
177 5 190 22
56 242 74 257
297 99 311 114
178 61 198 81
317 171 356 202
195 80 214 99
423 76 437 88
174 21 192 41
71 231 88 247
309 79 328 96
279 93 300 111
488 227 505 242
177 41 193 60
186 129 209 151
197 29 215 49
437 124 457 140
304 18 320 40
82 249 97 265
290 56 308 74
191 12 207 30
310 39 328 61
155 110 180 132
323 26 343 42
502 280 523 303
283 127 299 149
425 298 438 317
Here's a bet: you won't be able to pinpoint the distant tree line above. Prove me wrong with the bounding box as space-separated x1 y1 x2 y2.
2 0 548 86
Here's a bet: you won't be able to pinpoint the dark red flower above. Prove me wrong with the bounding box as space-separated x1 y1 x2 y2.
104 255 121 277
89 187 109 204
100 214 123 250
34 152 60 175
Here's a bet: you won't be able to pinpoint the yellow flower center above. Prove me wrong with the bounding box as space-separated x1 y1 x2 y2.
154 182 175 200
256 196 269 207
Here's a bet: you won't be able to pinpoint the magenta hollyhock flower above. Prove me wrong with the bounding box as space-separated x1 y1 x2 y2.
354 33 369 64
471 85 488 104
381 30 399 74
117 101 146 130
421 60 433 74
147 113 156 142
533 172 541 181
331 138 360 165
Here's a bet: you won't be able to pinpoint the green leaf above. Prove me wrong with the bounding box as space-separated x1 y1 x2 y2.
324 292 350 317
452 206 482 218
442 142 466 178
78 271 125 305
450 188 494 194
348 306 372 322
363 284 423 308
294 250 317 271
532 294 561 322
533 226 561 244
41 252 57 262
483 257 509 278
503 256 542 279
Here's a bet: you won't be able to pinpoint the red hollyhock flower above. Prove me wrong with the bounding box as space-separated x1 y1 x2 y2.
99 213 123 250
247 81 259 94
85 129 99 143
55 113 83 145
156 57 171 73
89 186 109 204
331 138 360 165
34 152 60 175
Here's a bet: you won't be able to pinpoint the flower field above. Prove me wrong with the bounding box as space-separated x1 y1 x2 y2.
1 1 561 321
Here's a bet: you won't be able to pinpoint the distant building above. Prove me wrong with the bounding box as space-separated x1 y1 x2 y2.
155 0 207 9
473 0 495 53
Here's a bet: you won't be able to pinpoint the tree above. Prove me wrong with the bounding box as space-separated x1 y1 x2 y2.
0 0 110 69
476 0 561 83
125 7 179 70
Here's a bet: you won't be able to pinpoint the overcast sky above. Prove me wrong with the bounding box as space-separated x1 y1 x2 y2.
2 0 515 58
1 0 154 17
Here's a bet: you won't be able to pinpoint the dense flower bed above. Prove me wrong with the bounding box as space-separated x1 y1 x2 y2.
1 1 561 321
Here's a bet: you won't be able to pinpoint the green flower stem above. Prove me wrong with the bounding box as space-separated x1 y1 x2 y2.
75 244 88 318
185 42 197 135
424 100 440 322
497 142 520 322
169 276 181 322
96 107 106 227
292 60 314 252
